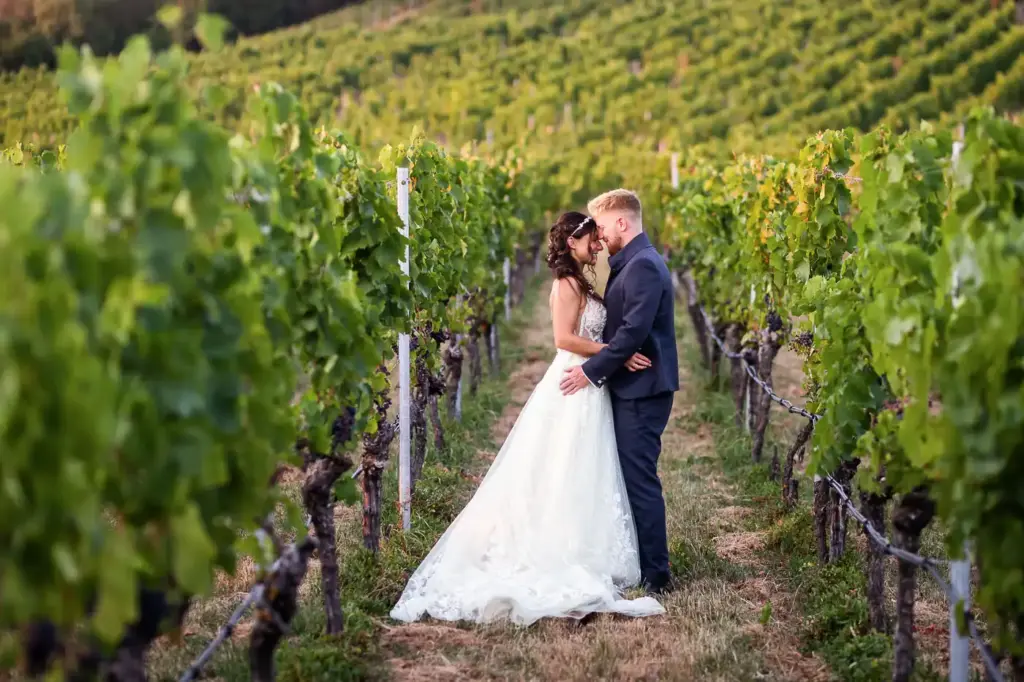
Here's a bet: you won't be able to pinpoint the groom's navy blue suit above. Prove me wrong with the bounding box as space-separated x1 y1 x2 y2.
582 232 678 590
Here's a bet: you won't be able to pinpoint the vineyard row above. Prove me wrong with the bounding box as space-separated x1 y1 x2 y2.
663 108 1024 679
0 27 548 681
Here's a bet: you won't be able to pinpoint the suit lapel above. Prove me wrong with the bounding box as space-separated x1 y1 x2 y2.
602 234 657 355
606 233 653 289
605 268 620 295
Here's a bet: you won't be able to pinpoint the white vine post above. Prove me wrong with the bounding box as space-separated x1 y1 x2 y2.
949 546 971 682
668 153 682 297
503 256 512 321
948 125 970 682
489 324 498 367
397 167 412 532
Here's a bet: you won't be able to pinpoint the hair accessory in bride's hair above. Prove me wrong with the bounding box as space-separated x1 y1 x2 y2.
547 211 603 303
570 216 595 238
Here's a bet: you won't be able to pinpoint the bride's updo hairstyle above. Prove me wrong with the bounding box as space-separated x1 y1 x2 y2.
547 211 602 302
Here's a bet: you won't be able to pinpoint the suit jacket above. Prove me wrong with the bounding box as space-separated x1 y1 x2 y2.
582 233 679 399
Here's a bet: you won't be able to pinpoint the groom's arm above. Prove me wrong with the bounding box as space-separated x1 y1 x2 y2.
582 259 661 387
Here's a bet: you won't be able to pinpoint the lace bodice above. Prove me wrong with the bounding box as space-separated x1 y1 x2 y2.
577 296 607 343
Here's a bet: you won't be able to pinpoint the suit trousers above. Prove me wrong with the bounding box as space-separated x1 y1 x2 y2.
610 390 674 588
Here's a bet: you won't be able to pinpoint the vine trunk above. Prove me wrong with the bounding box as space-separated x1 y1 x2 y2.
725 323 747 427
828 459 858 562
750 327 782 463
682 271 710 369
467 329 482 395
891 488 936 682
443 339 463 420
860 488 890 633
361 388 396 553
813 477 831 563
249 538 317 682
411 351 429 492
782 421 813 508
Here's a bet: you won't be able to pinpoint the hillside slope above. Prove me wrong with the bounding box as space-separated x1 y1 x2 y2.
1 0 1022 201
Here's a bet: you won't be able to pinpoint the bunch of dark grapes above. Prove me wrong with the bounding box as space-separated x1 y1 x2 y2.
789 331 814 356
332 406 357 450
793 331 813 348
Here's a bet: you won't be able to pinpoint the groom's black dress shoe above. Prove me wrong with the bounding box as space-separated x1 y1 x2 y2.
642 573 675 596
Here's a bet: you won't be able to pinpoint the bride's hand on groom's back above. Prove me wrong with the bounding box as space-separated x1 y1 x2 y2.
625 352 652 372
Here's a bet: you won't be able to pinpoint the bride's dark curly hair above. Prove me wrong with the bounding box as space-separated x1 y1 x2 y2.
547 211 602 302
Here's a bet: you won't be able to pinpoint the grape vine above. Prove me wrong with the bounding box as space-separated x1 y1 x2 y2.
664 108 1024 677
0 20 546 680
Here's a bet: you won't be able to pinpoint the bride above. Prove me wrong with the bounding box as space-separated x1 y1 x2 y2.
389 211 665 626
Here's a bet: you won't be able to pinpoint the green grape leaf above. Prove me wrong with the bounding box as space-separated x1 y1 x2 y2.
155 5 184 31
170 504 216 594
333 474 361 506
195 14 230 52
92 531 139 644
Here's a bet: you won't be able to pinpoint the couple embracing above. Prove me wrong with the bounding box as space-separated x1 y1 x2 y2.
391 189 679 626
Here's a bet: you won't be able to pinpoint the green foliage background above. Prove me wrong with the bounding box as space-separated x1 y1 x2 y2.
3 0 1023 209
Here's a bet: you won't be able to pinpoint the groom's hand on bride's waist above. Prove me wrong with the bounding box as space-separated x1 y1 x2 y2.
560 366 592 395
563 352 653 394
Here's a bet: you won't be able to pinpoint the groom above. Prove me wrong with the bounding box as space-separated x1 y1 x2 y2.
559 189 679 595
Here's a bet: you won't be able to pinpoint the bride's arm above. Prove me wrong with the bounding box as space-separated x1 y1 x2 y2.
551 278 606 357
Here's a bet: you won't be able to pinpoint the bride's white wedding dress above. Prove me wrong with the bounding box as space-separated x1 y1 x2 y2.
390 294 665 626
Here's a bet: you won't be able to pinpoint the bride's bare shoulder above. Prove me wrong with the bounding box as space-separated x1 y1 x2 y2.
551 277 583 300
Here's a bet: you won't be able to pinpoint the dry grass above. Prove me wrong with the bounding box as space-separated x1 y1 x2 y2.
734 576 832 682
711 505 753 531
714 532 767 565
